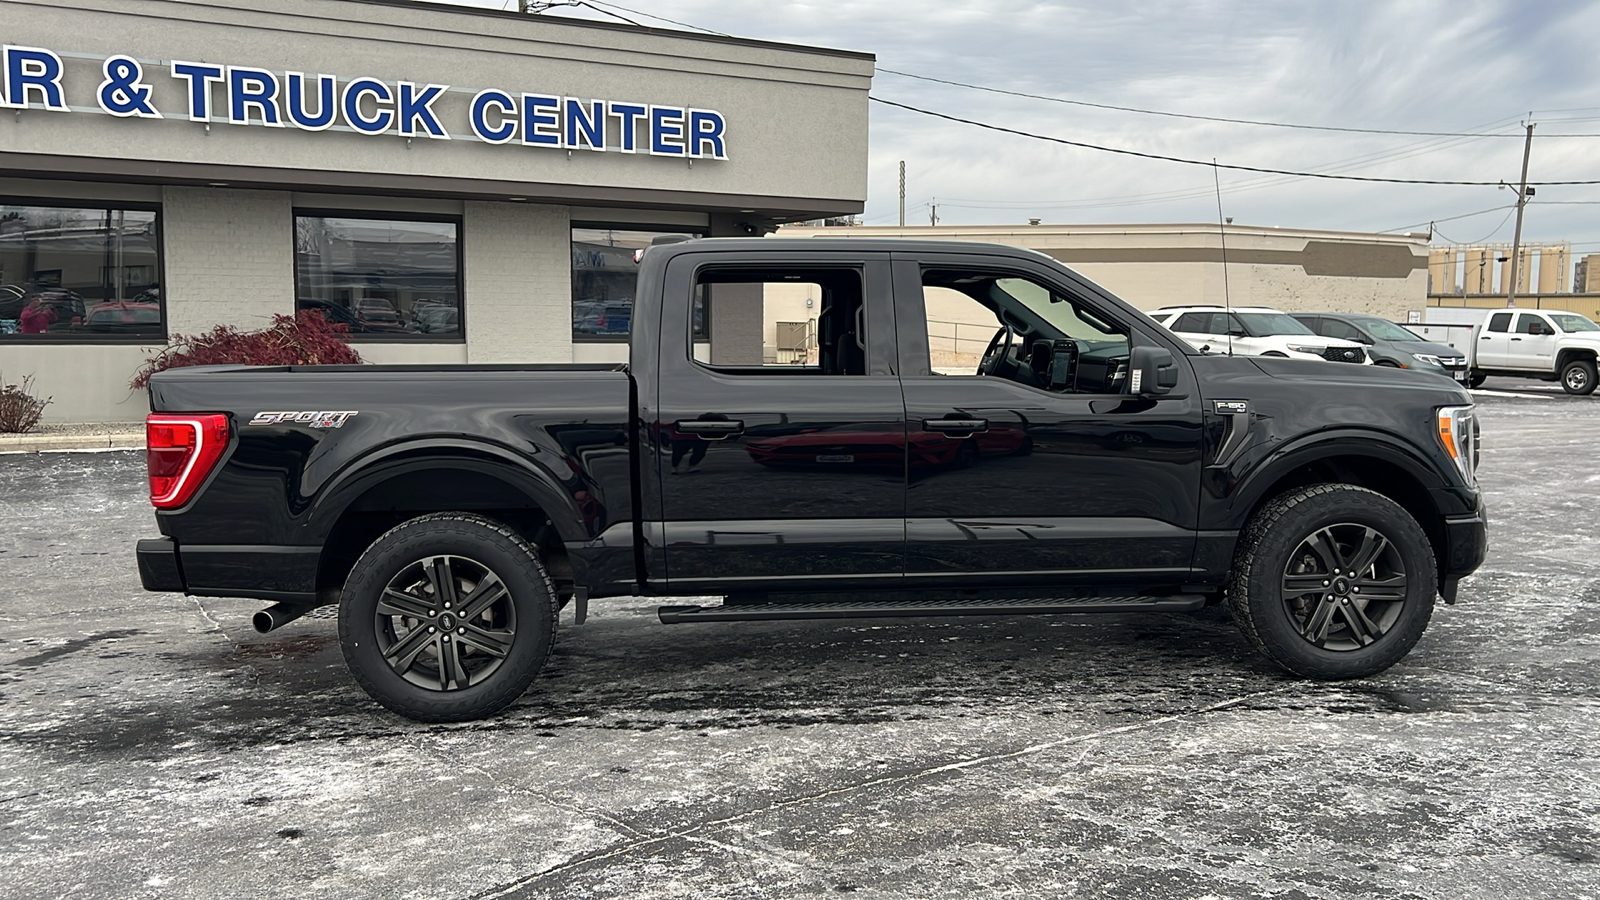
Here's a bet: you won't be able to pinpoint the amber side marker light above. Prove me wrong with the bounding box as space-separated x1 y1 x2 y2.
147 414 230 509
1435 406 1478 484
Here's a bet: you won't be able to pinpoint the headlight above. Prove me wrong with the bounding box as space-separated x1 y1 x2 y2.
1283 344 1323 354
1436 405 1479 485
1412 353 1443 367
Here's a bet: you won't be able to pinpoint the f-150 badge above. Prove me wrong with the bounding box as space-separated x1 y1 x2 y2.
249 410 359 428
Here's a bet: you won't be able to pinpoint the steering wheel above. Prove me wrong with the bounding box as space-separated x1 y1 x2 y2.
978 324 1014 377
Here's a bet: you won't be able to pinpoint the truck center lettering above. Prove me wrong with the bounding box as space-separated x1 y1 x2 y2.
0 44 728 159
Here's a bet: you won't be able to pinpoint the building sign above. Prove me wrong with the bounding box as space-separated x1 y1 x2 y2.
0 44 729 159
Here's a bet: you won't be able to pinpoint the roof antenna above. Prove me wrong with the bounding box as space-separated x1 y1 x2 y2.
1212 159 1234 357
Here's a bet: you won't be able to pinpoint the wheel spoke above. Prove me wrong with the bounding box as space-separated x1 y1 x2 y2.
377 588 434 620
458 624 514 659
457 574 508 621
1306 529 1346 573
1354 573 1407 601
383 624 433 674
438 636 466 690
1341 601 1380 646
425 556 460 607
1345 528 1390 577
1301 597 1338 646
1282 574 1327 597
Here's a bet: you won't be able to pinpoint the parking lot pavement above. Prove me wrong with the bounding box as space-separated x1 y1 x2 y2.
1 391 1597 900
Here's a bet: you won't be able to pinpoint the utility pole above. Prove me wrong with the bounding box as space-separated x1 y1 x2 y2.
898 160 906 227
929 201 938 227
1505 122 1535 309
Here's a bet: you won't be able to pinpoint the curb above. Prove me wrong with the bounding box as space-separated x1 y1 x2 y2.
0 433 145 454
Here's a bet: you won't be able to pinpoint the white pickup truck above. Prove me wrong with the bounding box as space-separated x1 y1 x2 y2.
1411 308 1600 394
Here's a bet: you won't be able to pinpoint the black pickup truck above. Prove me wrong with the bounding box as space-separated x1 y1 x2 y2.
137 239 1487 721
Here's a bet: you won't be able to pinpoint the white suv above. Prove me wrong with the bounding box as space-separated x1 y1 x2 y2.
1149 305 1372 364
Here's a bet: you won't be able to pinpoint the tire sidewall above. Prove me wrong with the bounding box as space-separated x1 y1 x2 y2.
1235 487 1436 678
339 515 554 721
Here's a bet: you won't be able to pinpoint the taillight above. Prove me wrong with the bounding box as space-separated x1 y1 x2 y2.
147 414 230 509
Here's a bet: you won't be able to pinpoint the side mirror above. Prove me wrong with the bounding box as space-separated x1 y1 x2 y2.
1129 345 1179 396
1529 322 1549 335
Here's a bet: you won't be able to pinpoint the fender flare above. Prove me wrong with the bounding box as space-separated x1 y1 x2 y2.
304 438 591 546
1224 428 1449 529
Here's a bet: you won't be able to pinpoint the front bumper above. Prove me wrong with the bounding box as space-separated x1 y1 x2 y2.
1439 506 1488 603
137 537 186 592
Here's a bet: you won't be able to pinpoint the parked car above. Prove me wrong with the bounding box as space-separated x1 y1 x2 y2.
80 300 162 334
1291 312 1469 383
137 238 1485 722
1454 309 1600 394
1149 305 1371 364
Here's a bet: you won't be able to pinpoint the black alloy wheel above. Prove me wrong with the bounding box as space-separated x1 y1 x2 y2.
1280 524 1407 651
340 513 556 721
1227 483 1436 679
374 554 515 691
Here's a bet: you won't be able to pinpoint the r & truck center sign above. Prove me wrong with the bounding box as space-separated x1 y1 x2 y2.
0 44 730 158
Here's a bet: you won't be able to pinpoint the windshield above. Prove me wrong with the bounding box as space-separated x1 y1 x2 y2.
1359 318 1423 341
1237 312 1314 337
1550 313 1600 333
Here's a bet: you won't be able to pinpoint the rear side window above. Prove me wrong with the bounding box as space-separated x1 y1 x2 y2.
1320 318 1363 342
1487 312 1512 333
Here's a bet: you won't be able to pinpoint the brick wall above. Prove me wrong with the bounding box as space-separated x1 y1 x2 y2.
463 201 572 363
160 187 295 334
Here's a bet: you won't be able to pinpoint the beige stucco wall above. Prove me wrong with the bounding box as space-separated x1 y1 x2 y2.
775 224 1431 325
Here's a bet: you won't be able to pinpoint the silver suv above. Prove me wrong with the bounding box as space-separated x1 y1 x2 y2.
1149 305 1371 364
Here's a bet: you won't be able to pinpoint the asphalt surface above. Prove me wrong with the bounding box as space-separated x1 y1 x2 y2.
1 379 1597 899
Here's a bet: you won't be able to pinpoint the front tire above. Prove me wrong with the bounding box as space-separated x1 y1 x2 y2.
1561 358 1597 395
339 513 556 722
1226 484 1436 680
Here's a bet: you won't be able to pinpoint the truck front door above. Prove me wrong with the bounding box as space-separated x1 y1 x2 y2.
1506 312 1557 371
646 250 906 592
891 252 1205 587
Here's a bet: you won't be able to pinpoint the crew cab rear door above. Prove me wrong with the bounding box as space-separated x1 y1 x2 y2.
890 251 1205 586
646 249 905 591
1477 311 1514 368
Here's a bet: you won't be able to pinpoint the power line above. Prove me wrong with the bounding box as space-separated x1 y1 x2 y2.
1432 211 1517 246
875 68 1600 139
870 96 1600 186
584 0 731 34
1381 204 1516 234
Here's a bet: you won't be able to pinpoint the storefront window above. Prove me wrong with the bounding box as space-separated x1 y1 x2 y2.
572 226 704 340
295 213 462 339
0 201 162 340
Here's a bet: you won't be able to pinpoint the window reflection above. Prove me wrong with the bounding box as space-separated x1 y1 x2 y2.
0 203 162 339
572 227 703 340
294 215 461 338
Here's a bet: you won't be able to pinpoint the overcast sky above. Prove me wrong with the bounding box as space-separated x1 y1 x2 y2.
444 0 1600 254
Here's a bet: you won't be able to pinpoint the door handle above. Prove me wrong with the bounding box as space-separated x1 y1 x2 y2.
1511 337 1523 341
923 418 989 434
1479 336 1492 340
675 418 745 440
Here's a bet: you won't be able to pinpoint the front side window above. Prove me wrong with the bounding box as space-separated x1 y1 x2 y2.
1360 318 1422 342
919 269 1131 394
295 214 461 339
572 227 702 340
0 201 162 340
1515 313 1550 335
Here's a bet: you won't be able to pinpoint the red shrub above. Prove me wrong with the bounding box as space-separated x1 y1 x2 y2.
131 310 363 389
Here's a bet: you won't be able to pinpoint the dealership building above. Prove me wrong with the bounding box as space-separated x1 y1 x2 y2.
0 0 871 421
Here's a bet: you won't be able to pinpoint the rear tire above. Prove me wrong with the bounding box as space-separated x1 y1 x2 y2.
1226 484 1435 680
1468 371 1487 388
1561 358 1597 395
339 512 556 722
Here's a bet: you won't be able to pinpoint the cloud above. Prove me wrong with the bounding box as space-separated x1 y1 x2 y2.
443 0 1600 250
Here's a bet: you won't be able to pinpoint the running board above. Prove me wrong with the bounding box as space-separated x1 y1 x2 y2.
657 595 1207 624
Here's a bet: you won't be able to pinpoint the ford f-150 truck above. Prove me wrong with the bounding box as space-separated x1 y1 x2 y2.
136 239 1488 722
